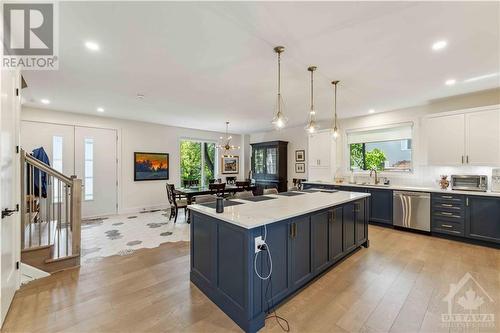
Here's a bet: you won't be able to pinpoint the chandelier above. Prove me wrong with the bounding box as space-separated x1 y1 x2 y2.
216 121 240 154
271 46 288 129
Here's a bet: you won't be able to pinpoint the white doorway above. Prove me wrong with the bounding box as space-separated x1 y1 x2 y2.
75 127 117 217
20 122 118 218
1 70 21 326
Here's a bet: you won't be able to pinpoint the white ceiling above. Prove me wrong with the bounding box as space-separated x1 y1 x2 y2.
22 1 500 133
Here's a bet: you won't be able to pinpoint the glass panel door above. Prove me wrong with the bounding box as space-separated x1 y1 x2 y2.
266 147 277 174
253 147 265 174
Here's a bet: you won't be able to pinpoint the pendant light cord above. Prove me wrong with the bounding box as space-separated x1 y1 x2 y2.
277 52 281 114
310 70 314 112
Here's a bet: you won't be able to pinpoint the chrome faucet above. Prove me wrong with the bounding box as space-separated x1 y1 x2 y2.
370 169 380 185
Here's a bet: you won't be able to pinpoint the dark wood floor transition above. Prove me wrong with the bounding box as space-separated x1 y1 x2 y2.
2 225 499 333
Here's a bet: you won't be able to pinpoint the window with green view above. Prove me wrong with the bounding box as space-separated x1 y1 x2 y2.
348 125 412 172
180 140 216 186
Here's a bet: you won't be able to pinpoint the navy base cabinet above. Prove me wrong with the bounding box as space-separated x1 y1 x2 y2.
466 196 500 244
190 198 369 333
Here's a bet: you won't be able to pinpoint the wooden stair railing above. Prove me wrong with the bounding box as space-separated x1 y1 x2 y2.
20 149 82 273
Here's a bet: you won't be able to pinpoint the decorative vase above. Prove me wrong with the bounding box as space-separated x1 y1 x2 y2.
439 175 450 190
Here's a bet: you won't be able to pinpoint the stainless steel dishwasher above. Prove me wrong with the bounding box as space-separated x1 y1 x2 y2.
393 191 430 231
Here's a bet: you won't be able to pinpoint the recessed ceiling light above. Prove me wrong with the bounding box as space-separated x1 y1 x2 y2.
85 41 99 51
368 109 375 114
445 79 456 86
463 72 499 83
41 99 50 104
136 93 145 100
432 40 447 51
97 107 104 112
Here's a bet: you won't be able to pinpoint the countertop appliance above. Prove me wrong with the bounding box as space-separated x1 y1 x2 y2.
450 175 487 192
492 169 500 193
393 191 430 232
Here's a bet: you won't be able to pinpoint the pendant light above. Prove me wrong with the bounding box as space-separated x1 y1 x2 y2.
216 121 240 155
305 66 319 133
271 46 288 129
331 80 340 139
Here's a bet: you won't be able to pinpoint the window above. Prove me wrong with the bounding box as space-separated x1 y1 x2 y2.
180 140 216 187
348 124 413 172
52 136 63 202
52 136 63 172
84 138 94 200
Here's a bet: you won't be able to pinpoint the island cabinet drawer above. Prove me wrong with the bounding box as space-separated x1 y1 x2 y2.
432 218 464 236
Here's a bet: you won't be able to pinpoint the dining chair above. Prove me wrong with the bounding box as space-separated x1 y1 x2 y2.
263 188 279 195
166 183 188 223
209 182 226 196
193 194 217 204
234 190 254 199
235 180 251 190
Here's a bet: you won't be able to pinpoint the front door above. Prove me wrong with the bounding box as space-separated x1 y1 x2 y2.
0 69 21 326
74 127 117 218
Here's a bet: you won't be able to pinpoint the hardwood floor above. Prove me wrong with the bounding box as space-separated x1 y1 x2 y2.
2 225 499 333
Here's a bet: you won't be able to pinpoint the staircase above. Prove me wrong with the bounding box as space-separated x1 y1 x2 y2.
20 149 82 273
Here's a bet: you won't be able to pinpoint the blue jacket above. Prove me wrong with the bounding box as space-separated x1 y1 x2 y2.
31 147 50 198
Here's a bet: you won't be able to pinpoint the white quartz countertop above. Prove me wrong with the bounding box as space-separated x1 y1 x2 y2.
303 181 500 197
188 191 370 229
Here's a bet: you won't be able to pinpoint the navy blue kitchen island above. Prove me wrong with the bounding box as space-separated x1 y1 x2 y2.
189 191 370 333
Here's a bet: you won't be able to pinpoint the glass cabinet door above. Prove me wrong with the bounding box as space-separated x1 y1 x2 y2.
254 147 265 174
266 147 277 174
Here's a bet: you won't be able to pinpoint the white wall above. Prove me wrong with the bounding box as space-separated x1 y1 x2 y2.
21 107 245 214
249 88 500 188
250 125 309 187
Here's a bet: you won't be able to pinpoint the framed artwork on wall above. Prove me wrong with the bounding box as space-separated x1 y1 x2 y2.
295 150 305 162
221 155 239 174
134 152 169 181
295 163 305 173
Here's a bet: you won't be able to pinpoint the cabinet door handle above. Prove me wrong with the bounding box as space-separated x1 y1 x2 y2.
441 212 453 216
461 156 464 164
441 204 453 207
293 223 297 238
466 198 469 206
289 224 294 238
441 195 453 199
466 155 469 164
442 224 453 228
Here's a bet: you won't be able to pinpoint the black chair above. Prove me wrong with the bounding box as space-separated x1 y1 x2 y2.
209 182 226 196
236 180 251 191
166 183 188 223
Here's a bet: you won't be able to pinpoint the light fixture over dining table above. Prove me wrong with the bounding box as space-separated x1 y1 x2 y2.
216 121 240 154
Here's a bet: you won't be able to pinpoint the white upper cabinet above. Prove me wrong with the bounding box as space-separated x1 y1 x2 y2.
425 106 500 166
425 113 465 165
466 109 500 165
308 131 331 167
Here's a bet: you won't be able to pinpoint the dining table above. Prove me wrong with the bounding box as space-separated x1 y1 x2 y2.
174 184 256 222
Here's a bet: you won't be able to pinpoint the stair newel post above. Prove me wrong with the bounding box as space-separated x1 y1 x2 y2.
70 175 82 262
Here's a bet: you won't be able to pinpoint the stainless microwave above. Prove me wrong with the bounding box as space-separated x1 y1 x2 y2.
451 175 488 192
